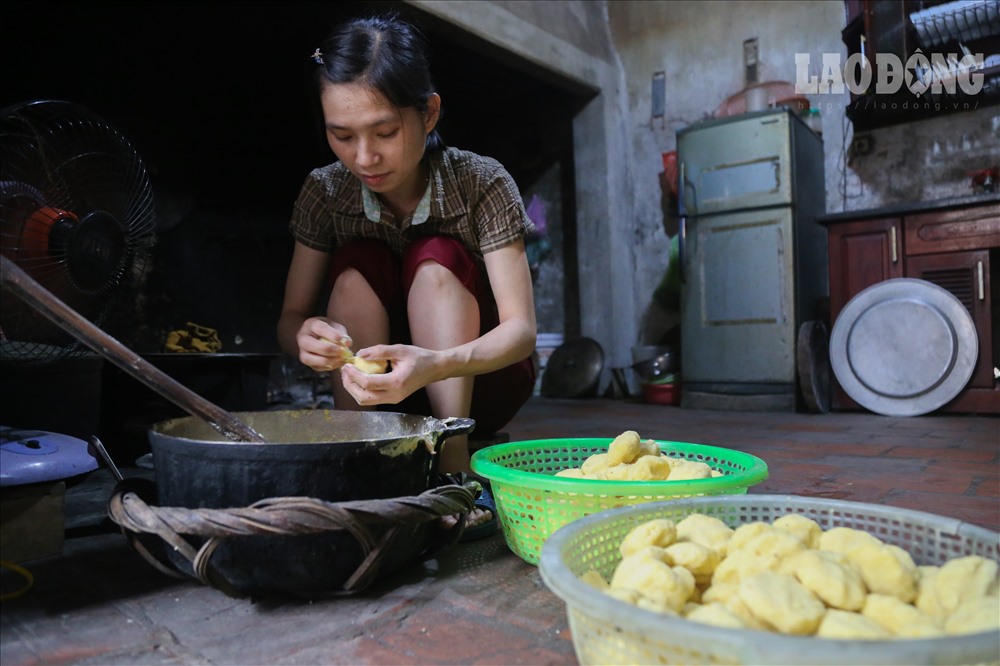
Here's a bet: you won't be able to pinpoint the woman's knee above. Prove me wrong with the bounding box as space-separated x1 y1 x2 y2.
328 268 381 317
409 259 462 294
402 236 477 293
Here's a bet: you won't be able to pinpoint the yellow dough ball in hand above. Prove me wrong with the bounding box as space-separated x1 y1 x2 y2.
350 356 388 374
318 337 387 374
337 343 387 374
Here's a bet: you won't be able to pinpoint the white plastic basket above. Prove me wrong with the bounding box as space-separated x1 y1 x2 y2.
539 495 1000 666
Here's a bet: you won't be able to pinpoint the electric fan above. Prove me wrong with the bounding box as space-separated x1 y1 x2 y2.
0 100 156 365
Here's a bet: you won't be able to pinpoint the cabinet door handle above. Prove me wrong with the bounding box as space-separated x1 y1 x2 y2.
978 261 984 301
890 226 898 263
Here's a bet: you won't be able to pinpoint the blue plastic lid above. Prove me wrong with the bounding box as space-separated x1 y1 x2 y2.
0 427 98 486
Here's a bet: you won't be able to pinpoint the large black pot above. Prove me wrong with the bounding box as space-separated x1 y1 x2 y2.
145 409 475 597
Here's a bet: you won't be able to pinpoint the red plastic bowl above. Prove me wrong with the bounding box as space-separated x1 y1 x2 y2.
641 382 680 406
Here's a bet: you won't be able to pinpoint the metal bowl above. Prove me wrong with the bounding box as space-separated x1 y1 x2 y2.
630 352 678 382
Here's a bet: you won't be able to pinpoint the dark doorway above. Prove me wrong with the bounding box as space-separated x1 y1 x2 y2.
1 0 587 351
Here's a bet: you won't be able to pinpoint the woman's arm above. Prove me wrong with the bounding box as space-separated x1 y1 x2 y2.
446 238 537 375
277 241 352 370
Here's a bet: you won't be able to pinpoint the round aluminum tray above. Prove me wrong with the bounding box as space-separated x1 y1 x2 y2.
829 278 977 416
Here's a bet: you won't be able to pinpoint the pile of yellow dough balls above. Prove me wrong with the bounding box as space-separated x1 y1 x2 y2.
555 430 724 481
580 512 999 639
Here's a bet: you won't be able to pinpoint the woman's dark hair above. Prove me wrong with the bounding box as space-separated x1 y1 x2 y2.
313 14 445 153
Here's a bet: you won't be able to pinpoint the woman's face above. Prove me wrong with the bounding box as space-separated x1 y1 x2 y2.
319 81 439 200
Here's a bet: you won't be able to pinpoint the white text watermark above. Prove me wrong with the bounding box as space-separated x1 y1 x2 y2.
795 51 985 96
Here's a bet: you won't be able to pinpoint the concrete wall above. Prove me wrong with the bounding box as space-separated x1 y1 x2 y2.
410 0 999 379
412 0 639 376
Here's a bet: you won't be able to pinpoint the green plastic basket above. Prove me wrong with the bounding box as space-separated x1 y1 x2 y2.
469 438 768 565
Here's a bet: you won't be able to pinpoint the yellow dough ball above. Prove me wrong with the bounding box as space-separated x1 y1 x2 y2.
638 438 661 458
819 526 883 555
331 342 388 374
554 468 585 479
724 593 771 631
780 549 866 612
685 602 747 630
579 569 609 590
701 582 738 605
607 430 643 466
349 356 388 374
605 463 633 481
848 542 920 604
581 453 611 477
862 593 944 638
611 552 695 613
916 555 999 619
620 519 678 557
666 459 714 480
627 454 673 480
816 609 892 640
735 530 807 580
727 522 773 554
737 571 827 635
606 587 641 605
944 596 1000 635
676 513 735 557
664 541 722 585
772 514 822 549
711 551 744 586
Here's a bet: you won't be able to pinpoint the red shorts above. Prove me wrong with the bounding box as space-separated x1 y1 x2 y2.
328 236 535 434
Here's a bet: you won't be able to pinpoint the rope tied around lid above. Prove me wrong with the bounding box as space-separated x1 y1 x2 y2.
107 480 478 598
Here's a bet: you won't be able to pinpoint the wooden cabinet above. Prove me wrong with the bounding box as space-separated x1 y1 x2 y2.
828 217 905 319
906 250 993 390
823 198 1000 414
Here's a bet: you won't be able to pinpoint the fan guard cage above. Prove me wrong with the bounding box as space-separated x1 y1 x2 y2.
0 100 156 365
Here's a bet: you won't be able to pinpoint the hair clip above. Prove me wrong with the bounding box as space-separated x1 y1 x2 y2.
311 48 323 65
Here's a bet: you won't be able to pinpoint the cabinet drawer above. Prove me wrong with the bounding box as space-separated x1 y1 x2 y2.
905 203 1000 256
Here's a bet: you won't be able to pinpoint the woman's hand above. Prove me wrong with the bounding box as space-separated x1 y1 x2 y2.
338 343 441 406
296 317 353 371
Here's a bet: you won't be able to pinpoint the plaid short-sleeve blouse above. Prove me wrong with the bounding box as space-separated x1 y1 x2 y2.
289 147 533 268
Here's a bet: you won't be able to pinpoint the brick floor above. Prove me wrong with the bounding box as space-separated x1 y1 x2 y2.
1 397 997 665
